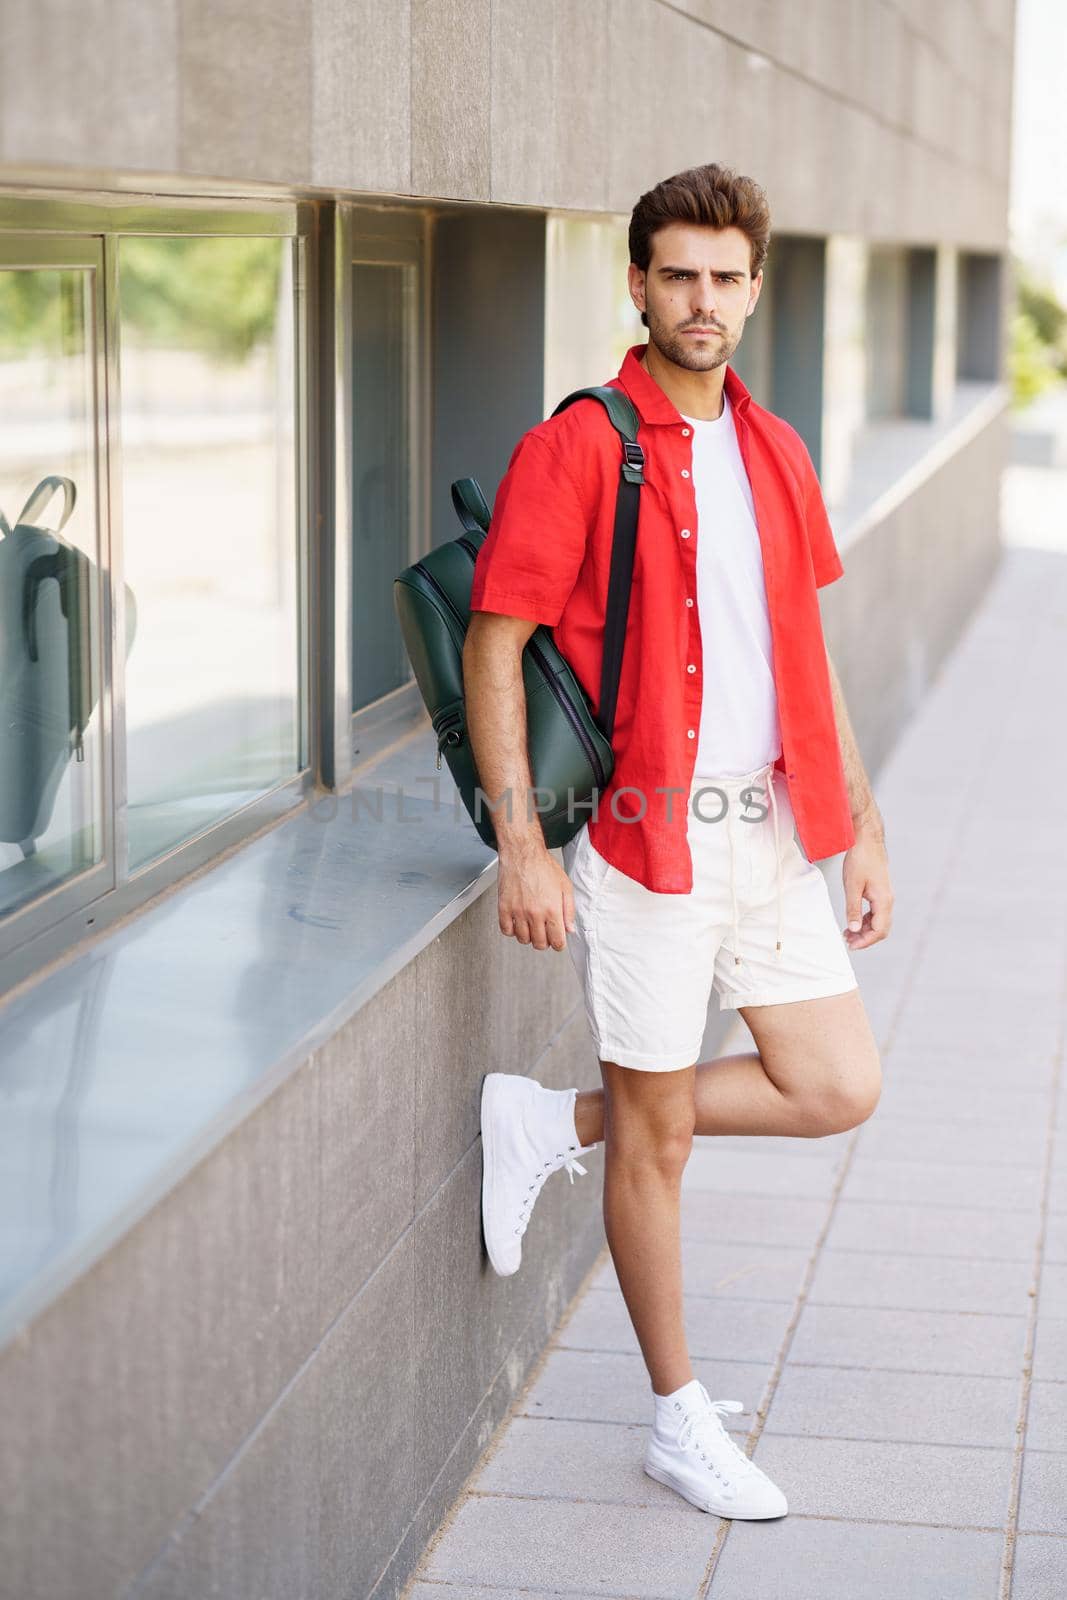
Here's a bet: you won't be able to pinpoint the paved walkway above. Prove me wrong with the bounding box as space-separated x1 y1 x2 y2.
404 444 1067 1599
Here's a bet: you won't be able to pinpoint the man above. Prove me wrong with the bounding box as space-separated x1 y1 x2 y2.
462 162 890 1523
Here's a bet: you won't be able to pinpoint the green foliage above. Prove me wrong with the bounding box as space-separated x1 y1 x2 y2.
118 236 285 363
1008 309 1060 407
1017 268 1067 351
1009 255 1067 407
0 236 286 364
0 267 85 357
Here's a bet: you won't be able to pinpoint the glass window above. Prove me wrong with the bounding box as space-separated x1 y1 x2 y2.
956 252 1003 382
116 234 302 870
544 214 644 413
351 257 417 711
0 254 104 917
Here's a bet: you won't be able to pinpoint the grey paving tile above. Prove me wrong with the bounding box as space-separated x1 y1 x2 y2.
891 950 1063 1002
854 1114 1047 1169
1032 1317 1067 1382
1026 1381 1067 1454
406 1588 580 1600
1018 1450 1067 1535
882 1042 1057 1086
875 1076 1051 1128
521 1348 767 1432
419 1495 719 1597
788 1302 1027 1377
1039 1265 1067 1318
904 961 1061 1001
1045 1213 1067 1263
888 1006 1060 1062
1010 1533 1067 1598
691 1131 853 1160
557 1289 794 1364
749 1433 1013 1527
807 1248 1033 1315
590 1239 811 1304
679 1189 831 1248
475 1415 661 1502
824 1198 1039 1261
683 1146 844 1200
709 1514 1004 1599
406 1588 592 1600
764 1364 1020 1449
841 1156 1044 1212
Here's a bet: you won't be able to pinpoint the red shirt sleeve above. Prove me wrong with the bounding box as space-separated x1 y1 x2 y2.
469 430 591 626
803 455 845 588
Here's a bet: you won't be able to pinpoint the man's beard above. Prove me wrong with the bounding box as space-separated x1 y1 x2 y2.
646 310 740 372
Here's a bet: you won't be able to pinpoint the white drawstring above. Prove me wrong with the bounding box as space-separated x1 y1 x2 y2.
766 767 784 962
725 787 742 967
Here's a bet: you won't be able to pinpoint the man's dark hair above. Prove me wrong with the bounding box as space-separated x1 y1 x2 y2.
629 163 772 327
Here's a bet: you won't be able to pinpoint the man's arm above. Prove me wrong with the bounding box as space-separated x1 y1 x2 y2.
825 645 884 844
825 645 893 947
463 611 576 953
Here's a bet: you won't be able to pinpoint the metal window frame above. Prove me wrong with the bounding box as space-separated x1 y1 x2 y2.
0 233 115 948
0 189 316 1000
333 203 431 790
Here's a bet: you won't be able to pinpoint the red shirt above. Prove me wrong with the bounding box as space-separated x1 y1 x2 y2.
469 340 855 893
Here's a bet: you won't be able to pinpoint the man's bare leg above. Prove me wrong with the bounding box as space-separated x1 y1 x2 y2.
598 1057 697 1396
575 989 881 1148
593 989 882 1397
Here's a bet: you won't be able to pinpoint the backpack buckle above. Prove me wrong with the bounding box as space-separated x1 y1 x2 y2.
621 440 645 484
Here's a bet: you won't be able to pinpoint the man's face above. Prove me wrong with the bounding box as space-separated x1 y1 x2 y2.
629 222 761 371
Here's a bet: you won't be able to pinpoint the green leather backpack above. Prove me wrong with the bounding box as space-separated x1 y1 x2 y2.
393 386 645 853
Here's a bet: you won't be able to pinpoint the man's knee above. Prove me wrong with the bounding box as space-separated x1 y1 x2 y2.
798 1053 882 1135
600 1060 697 1168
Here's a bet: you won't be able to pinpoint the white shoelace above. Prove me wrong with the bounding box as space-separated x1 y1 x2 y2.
513 1150 589 1236
677 1394 761 1484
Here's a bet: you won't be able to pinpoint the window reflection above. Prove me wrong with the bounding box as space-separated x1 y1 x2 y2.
351 259 415 712
117 235 301 870
0 266 104 916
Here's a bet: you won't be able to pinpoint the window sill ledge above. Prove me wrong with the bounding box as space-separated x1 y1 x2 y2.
832 379 1009 553
0 701 498 1349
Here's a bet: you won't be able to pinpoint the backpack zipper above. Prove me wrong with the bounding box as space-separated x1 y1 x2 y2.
410 561 470 767
412 559 467 637
454 536 607 790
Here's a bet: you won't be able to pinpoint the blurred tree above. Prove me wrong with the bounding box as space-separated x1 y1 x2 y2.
1010 254 1067 406
0 236 284 362
118 236 284 362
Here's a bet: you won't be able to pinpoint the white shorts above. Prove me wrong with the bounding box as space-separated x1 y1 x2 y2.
559 758 859 1072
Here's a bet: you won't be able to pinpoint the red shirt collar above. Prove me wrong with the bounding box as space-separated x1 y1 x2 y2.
616 340 752 425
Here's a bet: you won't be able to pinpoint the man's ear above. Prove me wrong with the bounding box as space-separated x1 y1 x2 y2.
627 261 647 319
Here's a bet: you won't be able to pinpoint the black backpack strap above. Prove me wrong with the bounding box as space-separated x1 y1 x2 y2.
550 386 644 744
450 478 493 536
449 386 645 747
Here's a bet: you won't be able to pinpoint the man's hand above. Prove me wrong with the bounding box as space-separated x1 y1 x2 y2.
842 808 893 950
497 839 577 952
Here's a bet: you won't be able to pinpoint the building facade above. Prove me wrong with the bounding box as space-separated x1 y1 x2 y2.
0 3 1015 1596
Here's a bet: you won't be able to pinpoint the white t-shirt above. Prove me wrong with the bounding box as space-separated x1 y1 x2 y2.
681 392 782 777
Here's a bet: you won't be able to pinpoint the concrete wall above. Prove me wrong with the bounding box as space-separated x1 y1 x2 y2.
824 418 1008 777
1 1 1014 253
0 884 606 1600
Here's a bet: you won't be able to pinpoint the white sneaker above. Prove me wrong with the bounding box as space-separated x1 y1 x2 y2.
480 1072 598 1276
644 1380 788 1519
